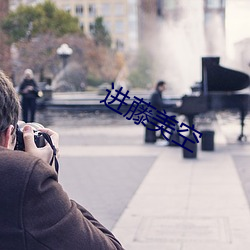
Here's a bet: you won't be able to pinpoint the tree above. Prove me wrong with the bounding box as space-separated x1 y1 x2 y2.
91 17 112 47
1 0 80 43
13 33 121 90
128 49 153 88
0 0 12 75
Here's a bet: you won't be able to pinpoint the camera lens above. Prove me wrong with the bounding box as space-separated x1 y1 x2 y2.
14 121 46 151
18 122 44 131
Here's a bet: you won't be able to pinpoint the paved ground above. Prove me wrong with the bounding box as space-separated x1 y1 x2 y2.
40 115 156 230
59 155 155 229
36 109 250 250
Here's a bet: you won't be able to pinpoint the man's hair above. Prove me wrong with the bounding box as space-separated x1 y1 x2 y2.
24 68 34 79
0 71 20 143
156 80 166 90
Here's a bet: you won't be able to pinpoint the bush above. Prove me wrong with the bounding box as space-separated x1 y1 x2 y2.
86 74 103 87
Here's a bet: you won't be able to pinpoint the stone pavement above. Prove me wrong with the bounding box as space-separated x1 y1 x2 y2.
46 113 250 250
111 123 250 250
50 123 156 230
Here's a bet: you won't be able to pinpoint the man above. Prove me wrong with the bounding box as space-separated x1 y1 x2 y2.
150 80 166 112
19 69 39 123
145 80 167 143
0 71 124 249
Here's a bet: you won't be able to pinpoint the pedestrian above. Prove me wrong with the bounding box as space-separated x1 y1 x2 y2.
0 70 124 249
19 69 39 123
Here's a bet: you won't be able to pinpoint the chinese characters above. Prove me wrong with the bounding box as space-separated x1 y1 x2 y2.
100 84 202 153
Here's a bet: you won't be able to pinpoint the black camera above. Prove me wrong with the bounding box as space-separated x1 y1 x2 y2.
14 122 46 151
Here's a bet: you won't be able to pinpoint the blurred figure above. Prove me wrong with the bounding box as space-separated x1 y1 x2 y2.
150 80 166 112
145 80 167 143
19 69 39 122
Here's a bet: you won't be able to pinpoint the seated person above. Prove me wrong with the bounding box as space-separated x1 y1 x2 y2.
145 81 167 142
150 80 167 112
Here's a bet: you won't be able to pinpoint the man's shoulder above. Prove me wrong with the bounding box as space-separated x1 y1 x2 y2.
0 147 40 175
150 90 161 101
150 90 156 97
0 148 45 204
0 147 54 181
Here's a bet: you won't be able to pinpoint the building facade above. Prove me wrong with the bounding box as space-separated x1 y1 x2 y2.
50 0 138 51
10 0 138 51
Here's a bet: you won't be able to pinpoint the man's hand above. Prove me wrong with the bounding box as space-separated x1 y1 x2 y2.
23 125 59 165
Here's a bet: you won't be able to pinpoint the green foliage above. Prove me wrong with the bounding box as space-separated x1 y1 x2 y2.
86 73 103 87
92 17 111 47
1 0 80 42
128 50 153 88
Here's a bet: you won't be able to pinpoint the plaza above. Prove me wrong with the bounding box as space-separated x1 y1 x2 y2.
37 108 250 250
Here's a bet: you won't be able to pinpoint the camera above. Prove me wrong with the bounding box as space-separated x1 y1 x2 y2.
14 122 46 151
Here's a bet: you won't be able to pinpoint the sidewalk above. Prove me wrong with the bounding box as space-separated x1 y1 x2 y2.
112 125 250 249
53 114 250 250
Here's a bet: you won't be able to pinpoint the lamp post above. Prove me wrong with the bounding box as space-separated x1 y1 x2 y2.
56 43 73 68
56 43 73 89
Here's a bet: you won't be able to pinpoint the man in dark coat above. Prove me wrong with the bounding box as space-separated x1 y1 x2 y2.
150 80 166 112
145 81 167 143
19 69 39 123
0 70 124 249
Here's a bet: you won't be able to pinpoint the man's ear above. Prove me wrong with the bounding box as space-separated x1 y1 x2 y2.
2 125 15 149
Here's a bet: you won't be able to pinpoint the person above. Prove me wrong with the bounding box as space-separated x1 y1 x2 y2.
19 69 39 123
150 80 167 112
0 70 124 249
145 80 167 143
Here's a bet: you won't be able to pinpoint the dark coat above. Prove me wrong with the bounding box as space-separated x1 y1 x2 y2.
0 147 124 250
150 89 165 112
19 79 38 99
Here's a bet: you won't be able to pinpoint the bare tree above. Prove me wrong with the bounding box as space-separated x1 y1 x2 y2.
14 33 122 90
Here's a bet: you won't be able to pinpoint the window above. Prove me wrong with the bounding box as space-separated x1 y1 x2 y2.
89 4 96 17
75 5 84 16
116 39 124 50
115 3 124 16
103 21 112 31
89 22 95 33
115 20 124 33
102 3 111 16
